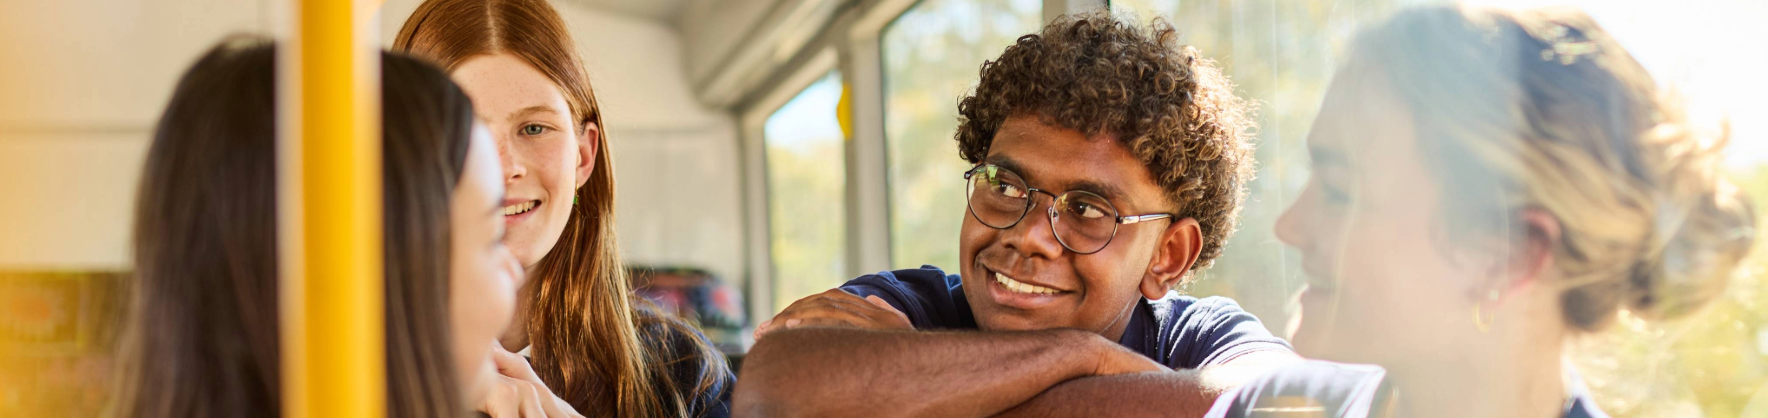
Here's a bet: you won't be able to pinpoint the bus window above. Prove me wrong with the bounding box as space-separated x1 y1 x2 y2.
763 71 848 314
883 0 1043 272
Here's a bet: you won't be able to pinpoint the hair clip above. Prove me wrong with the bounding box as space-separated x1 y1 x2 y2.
1538 25 1599 65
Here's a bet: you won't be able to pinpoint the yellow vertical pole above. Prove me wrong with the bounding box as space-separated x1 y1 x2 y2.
278 0 383 416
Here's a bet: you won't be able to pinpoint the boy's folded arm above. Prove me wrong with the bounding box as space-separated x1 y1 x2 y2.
991 350 1303 418
731 326 1159 418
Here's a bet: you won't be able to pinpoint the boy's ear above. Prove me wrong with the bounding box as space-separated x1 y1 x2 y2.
1141 217 1202 300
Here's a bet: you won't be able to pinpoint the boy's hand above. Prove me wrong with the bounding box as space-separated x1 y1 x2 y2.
754 289 913 340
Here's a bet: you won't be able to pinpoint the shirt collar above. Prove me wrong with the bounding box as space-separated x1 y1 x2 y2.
1561 365 1610 418
1114 297 1157 353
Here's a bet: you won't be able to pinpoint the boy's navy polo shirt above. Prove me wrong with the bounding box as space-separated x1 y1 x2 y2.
839 266 1294 370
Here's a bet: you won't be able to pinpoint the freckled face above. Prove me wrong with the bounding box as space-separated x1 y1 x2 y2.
449 53 597 269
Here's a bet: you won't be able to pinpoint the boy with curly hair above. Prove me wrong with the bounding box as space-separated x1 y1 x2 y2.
735 12 1298 417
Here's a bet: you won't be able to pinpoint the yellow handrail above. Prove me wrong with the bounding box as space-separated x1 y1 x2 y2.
278 0 384 416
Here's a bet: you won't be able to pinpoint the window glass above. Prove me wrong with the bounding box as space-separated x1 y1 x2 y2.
882 0 1043 271
763 71 848 313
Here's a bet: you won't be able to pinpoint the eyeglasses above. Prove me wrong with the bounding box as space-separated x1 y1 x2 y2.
964 164 1175 254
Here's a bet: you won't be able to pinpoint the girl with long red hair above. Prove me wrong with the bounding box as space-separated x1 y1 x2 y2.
393 1 732 417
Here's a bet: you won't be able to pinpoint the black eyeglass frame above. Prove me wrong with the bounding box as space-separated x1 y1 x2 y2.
962 164 1176 254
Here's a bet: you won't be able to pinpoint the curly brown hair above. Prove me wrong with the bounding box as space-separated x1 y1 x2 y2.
956 11 1257 273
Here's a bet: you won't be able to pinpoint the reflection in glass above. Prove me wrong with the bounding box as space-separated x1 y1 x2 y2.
1110 0 1413 345
1111 1 1768 416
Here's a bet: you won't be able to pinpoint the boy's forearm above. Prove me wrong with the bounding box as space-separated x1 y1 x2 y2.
732 327 1103 418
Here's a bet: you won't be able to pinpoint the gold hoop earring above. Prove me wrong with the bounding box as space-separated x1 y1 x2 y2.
1472 289 1499 333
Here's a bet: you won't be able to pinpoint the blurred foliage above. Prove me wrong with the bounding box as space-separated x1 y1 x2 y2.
763 73 849 313
1568 164 1768 418
1111 0 1417 337
882 0 1043 272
